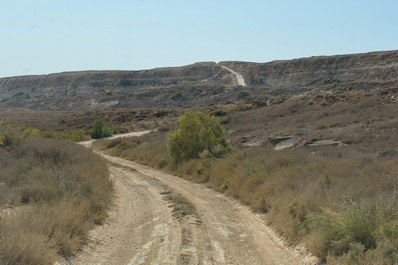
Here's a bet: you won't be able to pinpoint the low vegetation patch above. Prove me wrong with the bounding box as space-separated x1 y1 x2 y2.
0 121 91 143
0 136 113 265
94 111 398 264
0 119 116 145
163 191 196 220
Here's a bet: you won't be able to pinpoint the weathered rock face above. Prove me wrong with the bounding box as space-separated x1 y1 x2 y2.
220 50 398 96
1 50 397 110
0 62 239 110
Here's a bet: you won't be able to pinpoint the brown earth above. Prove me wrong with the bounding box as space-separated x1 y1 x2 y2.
224 90 398 158
0 108 181 131
2 86 397 158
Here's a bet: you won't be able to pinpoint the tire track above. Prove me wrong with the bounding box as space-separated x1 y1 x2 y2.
61 132 318 264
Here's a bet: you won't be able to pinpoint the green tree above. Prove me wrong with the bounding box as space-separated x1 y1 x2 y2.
168 112 230 164
90 120 112 139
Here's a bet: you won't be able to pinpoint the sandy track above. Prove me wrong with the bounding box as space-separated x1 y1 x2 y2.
220 65 247 87
60 166 187 265
79 131 151 148
61 138 317 265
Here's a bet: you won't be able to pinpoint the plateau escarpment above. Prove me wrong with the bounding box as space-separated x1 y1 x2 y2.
220 50 398 96
0 62 237 110
0 50 397 110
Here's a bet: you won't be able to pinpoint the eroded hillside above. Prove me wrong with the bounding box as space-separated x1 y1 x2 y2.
0 50 397 110
0 62 236 110
220 50 398 95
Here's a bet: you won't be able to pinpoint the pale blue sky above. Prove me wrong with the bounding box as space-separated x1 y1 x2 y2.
1 0 397 77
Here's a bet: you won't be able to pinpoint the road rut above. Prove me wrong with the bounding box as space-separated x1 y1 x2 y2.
60 136 317 264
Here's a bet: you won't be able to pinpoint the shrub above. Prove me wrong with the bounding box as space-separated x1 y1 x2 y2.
89 119 112 139
168 112 231 164
210 109 229 117
158 159 168 169
0 128 16 148
209 108 238 117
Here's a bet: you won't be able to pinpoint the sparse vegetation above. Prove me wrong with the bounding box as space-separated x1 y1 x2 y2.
209 108 239 117
2 90 395 263
164 191 196 219
0 135 113 265
95 127 398 264
169 91 184 100
0 121 91 143
94 132 168 170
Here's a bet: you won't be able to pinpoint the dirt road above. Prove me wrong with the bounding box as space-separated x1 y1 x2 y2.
61 134 317 265
220 65 247 87
79 130 151 148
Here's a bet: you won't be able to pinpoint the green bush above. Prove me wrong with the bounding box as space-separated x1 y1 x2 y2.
168 112 231 164
89 120 112 139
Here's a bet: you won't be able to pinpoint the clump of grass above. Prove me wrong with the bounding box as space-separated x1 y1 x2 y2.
94 132 169 170
0 137 113 265
311 206 398 264
164 192 196 219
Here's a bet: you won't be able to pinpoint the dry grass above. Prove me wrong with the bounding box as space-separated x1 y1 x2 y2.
96 131 398 264
224 94 398 158
94 132 169 170
0 137 113 265
164 191 196 219
0 121 91 144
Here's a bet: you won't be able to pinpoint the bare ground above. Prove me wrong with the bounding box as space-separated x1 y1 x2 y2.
58 139 318 265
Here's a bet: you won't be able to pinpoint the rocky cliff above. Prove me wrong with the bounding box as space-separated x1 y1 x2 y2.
220 50 398 96
1 50 397 110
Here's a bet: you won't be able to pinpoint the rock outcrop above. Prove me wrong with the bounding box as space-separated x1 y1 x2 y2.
220 50 398 96
1 50 397 110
